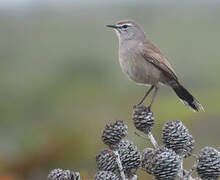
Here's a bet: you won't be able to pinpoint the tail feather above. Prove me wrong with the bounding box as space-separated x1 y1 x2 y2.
172 84 204 112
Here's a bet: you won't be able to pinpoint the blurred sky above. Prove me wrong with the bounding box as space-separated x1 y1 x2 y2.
0 0 220 7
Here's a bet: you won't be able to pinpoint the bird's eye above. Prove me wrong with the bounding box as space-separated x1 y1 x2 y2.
122 25 128 29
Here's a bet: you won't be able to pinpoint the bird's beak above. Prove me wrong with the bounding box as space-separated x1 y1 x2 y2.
106 24 118 29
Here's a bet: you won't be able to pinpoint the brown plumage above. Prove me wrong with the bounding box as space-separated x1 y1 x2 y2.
107 20 204 111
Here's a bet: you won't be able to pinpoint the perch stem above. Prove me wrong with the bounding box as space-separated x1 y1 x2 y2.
178 159 184 178
184 159 199 179
130 174 138 180
134 132 148 140
147 131 158 148
113 150 126 180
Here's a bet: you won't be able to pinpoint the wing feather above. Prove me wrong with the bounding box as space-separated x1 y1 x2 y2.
140 40 178 81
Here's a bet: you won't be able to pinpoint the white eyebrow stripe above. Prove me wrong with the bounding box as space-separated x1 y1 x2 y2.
118 23 132 27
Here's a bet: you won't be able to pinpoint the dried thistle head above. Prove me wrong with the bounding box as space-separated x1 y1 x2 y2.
151 147 181 180
118 139 141 177
141 147 155 174
96 149 118 173
102 120 128 149
133 104 154 133
95 171 120 180
48 168 80 180
197 147 220 180
162 120 194 157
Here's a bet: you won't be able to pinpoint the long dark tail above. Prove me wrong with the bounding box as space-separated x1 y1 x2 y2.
172 83 204 112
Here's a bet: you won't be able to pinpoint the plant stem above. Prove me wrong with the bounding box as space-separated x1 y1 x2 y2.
184 159 199 179
147 131 158 148
130 174 138 180
178 159 183 178
113 150 126 180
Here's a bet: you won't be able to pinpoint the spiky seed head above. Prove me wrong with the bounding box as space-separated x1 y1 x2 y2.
118 139 141 177
151 147 181 180
96 149 118 173
133 104 154 133
102 120 128 149
141 148 155 174
162 120 194 157
48 169 63 180
197 147 220 180
95 171 120 180
184 134 195 157
48 169 80 180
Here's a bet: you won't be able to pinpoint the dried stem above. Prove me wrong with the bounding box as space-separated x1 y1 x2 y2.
135 131 158 149
146 131 158 148
187 176 196 180
113 150 126 180
134 132 148 140
184 159 199 180
178 159 184 179
130 174 138 180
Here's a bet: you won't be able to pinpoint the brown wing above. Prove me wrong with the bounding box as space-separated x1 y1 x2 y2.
140 40 178 81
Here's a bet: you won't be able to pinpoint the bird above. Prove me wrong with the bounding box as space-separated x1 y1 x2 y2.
106 20 204 112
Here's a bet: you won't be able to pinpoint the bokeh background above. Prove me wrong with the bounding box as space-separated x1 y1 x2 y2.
0 0 219 179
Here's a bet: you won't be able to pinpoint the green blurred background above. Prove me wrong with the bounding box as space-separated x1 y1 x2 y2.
0 0 219 179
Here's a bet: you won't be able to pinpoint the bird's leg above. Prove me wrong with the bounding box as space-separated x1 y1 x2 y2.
137 85 154 105
148 86 159 109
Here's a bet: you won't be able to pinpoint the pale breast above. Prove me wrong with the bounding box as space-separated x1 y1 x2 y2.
119 52 161 86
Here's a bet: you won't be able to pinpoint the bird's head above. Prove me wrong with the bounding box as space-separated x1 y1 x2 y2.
106 20 145 41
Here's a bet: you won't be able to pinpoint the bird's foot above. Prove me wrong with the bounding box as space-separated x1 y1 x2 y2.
133 103 152 112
